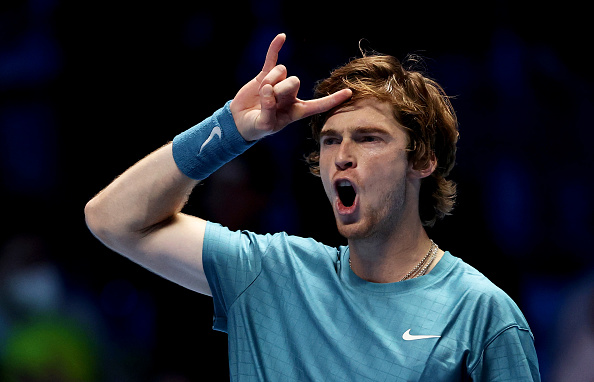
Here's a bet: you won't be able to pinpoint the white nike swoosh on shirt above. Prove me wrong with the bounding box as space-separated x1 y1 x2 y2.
198 125 222 154
402 329 441 341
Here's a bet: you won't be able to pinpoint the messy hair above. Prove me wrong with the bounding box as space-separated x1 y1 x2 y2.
307 54 459 227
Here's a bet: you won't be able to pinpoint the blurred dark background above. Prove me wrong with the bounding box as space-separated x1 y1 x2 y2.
1 0 593 380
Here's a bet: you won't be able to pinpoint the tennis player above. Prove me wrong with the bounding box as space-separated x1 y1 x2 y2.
85 33 540 381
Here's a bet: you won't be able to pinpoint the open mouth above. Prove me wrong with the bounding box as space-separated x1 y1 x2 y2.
336 180 357 207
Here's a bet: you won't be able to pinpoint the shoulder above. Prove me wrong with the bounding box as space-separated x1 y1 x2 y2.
447 255 518 301
443 254 531 331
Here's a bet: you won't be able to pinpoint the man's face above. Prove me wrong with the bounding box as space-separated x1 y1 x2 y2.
319 98 414 240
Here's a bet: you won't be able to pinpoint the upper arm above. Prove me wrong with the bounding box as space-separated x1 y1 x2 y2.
119 213 211 296
84 143 211 295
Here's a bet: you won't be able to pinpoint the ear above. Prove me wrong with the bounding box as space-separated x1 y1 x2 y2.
407 153 437 179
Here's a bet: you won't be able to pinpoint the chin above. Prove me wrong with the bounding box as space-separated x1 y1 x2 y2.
335 207 404 242
335 220 373 240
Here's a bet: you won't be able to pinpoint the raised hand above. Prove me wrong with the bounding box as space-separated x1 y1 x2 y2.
230 33 352 141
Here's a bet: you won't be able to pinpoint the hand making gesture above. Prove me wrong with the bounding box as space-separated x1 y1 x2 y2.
230 33 352 142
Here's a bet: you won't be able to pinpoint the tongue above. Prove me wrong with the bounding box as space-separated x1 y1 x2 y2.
338 186 356 207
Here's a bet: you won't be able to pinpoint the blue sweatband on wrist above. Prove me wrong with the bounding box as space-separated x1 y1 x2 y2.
172 101 257 180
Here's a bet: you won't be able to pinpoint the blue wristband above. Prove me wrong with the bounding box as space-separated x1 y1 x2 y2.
172 101 257 180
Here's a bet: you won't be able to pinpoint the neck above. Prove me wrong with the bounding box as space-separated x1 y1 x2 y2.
348 219 434 283
345 177 445 283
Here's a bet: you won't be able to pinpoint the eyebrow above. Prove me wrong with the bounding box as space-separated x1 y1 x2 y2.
319 126 391 138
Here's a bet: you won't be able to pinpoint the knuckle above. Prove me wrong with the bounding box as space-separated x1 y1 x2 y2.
260 94 276 109
262 99 276 110
274 77 300 96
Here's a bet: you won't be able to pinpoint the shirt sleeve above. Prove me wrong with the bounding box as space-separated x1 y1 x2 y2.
469 325 541 381
202 222 274 333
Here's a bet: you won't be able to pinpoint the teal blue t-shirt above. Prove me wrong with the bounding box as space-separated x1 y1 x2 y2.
202 222 540 381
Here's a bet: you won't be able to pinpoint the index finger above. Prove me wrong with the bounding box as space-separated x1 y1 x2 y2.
259 33 286 77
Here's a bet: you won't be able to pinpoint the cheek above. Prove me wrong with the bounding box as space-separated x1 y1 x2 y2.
320 150 333 189
319 157 333 198
365 160 407 195
321 176 332 200
369 152 405 174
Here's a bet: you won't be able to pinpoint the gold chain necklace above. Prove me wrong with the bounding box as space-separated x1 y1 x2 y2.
348 240 439 282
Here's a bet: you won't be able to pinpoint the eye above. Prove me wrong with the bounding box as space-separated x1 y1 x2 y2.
321 137 340 146
359 135 381 143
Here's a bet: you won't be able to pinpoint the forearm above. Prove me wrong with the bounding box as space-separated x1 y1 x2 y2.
85 143 198 248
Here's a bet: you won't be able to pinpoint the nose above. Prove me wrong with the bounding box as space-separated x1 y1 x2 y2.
335 140 356 170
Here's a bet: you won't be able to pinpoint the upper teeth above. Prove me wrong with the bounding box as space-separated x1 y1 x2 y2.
337 180 352 187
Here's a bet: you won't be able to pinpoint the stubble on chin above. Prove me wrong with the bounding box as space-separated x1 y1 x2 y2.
335 181 408 242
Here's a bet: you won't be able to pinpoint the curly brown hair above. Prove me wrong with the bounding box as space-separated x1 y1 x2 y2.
307 54 459 227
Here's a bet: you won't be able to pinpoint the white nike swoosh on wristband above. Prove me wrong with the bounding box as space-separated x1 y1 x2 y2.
402 329 441 341
198 126 222 154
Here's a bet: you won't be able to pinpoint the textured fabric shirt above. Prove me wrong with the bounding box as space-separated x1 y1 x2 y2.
202 222 540 381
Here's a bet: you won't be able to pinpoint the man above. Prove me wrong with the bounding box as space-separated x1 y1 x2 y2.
85 34 540 380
